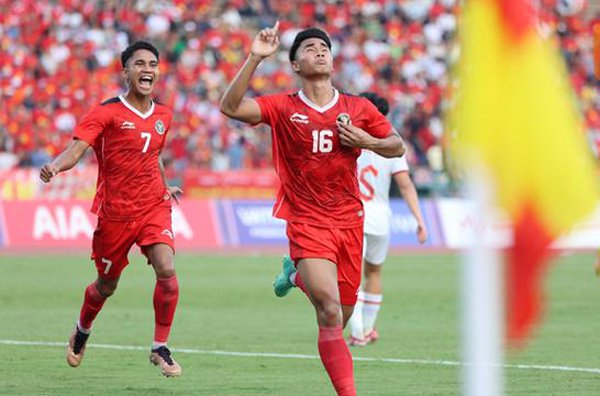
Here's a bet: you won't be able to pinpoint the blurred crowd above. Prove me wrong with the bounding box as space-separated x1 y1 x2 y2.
0 0 597 194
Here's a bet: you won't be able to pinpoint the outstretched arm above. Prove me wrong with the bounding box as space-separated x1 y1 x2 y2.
337 122 406 158
393 171 428 244
39 139 90 183
220 21 280 124
158 155 183 204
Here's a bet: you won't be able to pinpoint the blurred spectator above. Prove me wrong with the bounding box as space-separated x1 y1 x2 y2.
228 135 246 170
0 134 18 169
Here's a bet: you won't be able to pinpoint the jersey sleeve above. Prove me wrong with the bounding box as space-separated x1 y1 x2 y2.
390 155 409 174
361 99 393 139
255 94 283 126
73 105 109 147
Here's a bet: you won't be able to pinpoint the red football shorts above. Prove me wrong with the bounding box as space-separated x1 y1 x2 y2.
91 201 174 279
286 221 363 306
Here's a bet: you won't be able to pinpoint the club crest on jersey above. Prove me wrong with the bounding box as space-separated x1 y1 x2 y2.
155 120 165 135
290 113 309 124
337 113 351 125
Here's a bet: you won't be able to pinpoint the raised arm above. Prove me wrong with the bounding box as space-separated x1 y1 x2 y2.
220 21 280 124
39 139 90 183
393 171 428 244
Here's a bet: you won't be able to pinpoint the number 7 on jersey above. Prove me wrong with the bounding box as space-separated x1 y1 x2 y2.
140 132 151 153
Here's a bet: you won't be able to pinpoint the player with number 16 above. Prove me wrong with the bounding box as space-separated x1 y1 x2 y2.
220 22 405 395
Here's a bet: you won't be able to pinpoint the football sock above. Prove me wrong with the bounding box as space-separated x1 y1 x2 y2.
349 291 365 339
318 326 356 396
293 272 308 295
152 342 167 351
153 275 179 344
78 282 107 330
362 292 382 334
76 321 91 334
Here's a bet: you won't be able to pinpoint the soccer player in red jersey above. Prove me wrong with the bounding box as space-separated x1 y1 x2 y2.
220 23 405 395
39 41 183 377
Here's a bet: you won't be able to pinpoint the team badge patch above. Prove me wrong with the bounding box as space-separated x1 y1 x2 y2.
336 113 351 125
155 120 165 135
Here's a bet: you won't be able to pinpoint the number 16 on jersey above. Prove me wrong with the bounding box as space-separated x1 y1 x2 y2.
312 129 333 153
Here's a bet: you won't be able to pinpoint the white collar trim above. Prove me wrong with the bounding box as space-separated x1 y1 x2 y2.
298 88 339 113
119 95 155 119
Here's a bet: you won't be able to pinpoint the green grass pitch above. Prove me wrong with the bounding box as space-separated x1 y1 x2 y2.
2 253 600 395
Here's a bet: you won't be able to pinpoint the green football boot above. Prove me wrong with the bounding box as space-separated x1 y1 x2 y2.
273 255 297 297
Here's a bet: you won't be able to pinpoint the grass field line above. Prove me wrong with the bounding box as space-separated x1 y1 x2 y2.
3 339 600 375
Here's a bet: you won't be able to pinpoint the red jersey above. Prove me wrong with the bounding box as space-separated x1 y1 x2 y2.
74 95 172 220
256 89 392 228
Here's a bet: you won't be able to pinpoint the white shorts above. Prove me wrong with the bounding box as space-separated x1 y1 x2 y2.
363 232 390 265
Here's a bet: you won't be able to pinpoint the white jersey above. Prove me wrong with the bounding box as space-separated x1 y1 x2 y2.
357 150 409 235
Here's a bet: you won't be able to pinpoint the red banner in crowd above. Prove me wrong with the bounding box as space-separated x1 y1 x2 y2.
183 169 278 199
0 167 98 201
1 199 221 250
0 168 278 201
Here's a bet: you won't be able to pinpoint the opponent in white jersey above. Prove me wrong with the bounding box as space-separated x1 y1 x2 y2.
348 92 428 346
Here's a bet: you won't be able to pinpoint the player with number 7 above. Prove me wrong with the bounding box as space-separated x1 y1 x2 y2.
39 41 183 377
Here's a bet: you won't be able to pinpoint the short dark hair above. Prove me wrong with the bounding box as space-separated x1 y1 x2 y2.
360 92 389 116
121 41 159 67
289 28 332 63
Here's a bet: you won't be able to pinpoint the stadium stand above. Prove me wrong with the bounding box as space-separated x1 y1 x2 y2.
0 0 597 195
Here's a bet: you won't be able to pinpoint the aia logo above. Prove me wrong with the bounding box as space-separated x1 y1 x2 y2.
358 165 378 201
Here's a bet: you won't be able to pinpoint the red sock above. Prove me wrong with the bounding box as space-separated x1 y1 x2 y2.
153 275 179 343
294 272 308 295
79 282 107 330
318 326 356 396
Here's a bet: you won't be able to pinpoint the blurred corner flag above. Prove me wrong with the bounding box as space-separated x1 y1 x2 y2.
451 0 599 345
594 20 600 80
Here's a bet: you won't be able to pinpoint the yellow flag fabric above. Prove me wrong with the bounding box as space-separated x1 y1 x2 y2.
452 0 599 342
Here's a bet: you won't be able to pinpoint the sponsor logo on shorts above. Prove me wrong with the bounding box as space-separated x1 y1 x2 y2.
161 229 174 240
